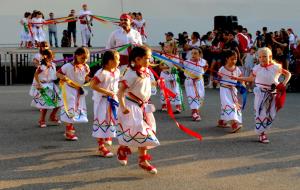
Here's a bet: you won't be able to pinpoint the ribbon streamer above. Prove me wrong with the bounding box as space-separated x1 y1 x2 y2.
107 96 119 120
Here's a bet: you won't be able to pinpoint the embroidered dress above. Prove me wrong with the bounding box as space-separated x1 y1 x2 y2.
183 59 206 110
218 66 242 123
31 17 46 42
59 63 89 123
117 68 160 148
30 63 62 109
92 69 120 138
159 67 182 105
253 63 282 134
20 18 31 42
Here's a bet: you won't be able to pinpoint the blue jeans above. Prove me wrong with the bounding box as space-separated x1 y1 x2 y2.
49 31 58 47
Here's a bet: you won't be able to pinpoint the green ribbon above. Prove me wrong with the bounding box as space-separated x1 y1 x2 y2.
88 44 132 68
171 67 185 111
39 87 59 107
23 23 29 33
93 15 120 22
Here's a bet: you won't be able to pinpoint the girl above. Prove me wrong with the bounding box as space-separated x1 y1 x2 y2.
184 32 202 60
20 12 31 48
117 46 159 174
236 47 291 143
57 47 90 141
29 41 50 96
183 48 208 121
90 50 120 157
31 11 46 47
217 50 243 133
30 49 62 128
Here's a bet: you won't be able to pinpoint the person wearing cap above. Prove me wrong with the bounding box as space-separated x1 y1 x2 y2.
79 4 93 47
106 13 142 74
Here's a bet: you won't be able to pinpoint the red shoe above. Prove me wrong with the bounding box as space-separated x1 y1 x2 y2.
104 137 113 146
217 120 228 128
161 104 167 111
64 125 78 141
192 113 201 121
49 117 61 125
117 146 131 166
97 146 113 158
231 122 242 133
139 154 157 174
174 105 182 114
39 120 47 128
259 132 270 143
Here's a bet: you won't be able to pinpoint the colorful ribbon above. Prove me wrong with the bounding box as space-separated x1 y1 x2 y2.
107 96 119 120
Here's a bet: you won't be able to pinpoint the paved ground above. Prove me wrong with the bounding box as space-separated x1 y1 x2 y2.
0 85 300 190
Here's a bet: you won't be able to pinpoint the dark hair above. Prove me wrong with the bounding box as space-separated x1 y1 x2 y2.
74 47 90 64
224 50 237 61
101 50 118 68
24 12 31 18
129 46 151 70
137 12 142 16
40 49 54 65
39 41 49 54
192 47 203 55
192 32 200 40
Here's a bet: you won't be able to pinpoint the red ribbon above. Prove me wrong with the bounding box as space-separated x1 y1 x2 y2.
148 67 202 141
275 83 286 112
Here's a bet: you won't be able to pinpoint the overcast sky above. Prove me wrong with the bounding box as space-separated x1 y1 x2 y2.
0 0 299 46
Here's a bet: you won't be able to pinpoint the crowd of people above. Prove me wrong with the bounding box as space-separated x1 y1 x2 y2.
28 8 294 175
19 4 147 48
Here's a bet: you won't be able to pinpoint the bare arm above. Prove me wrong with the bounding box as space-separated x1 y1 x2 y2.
281 68 291 86
90 78 114 97
117 82 130 114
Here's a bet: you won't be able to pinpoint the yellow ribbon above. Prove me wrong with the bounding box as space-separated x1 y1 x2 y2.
59 78 90 118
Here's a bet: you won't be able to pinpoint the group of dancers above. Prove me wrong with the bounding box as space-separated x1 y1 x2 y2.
29 13 291 175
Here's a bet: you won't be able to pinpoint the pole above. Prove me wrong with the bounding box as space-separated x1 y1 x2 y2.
120 0 124 13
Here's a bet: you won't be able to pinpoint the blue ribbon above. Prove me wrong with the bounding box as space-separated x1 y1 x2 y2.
107 96 119 120
214 77 248 110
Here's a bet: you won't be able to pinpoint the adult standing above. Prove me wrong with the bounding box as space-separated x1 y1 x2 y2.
106 13 142 73
79 4 93 47
48 12 58 47
67 9 77 47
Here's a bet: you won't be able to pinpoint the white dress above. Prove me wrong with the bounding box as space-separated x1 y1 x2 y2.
30 63 62 109
20 18 31 42
159 67 182 106
59 63 90 123
183 59 206 110
117 68 160 148
31 18 46 42
92 69 120 138
253 63 282 134
218 66 242 123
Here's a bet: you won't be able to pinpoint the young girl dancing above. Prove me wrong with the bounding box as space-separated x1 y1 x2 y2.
31 49 62 128
90 50 120 157
57 47 90 141
117 46 159 174
236 47 291 143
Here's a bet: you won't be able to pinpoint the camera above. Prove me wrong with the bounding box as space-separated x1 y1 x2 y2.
159 42 165 48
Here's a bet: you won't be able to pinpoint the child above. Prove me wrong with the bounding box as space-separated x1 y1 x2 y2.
29 41 50 97
57 47 90 141
217 50 243 133
117 46 159 174
20 12 31 48
183 48 208 121
90 50 120 157
243 47 257 92
159 60 182 113
30 49 62 128
31 11 46 47
237 47 291 143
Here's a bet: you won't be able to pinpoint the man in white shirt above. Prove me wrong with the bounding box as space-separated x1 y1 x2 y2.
79 4 93 47
106 13 143 70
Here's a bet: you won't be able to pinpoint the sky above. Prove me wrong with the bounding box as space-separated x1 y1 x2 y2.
0 0 299 46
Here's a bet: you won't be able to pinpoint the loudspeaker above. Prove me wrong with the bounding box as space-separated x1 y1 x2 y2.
214 16 238 31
